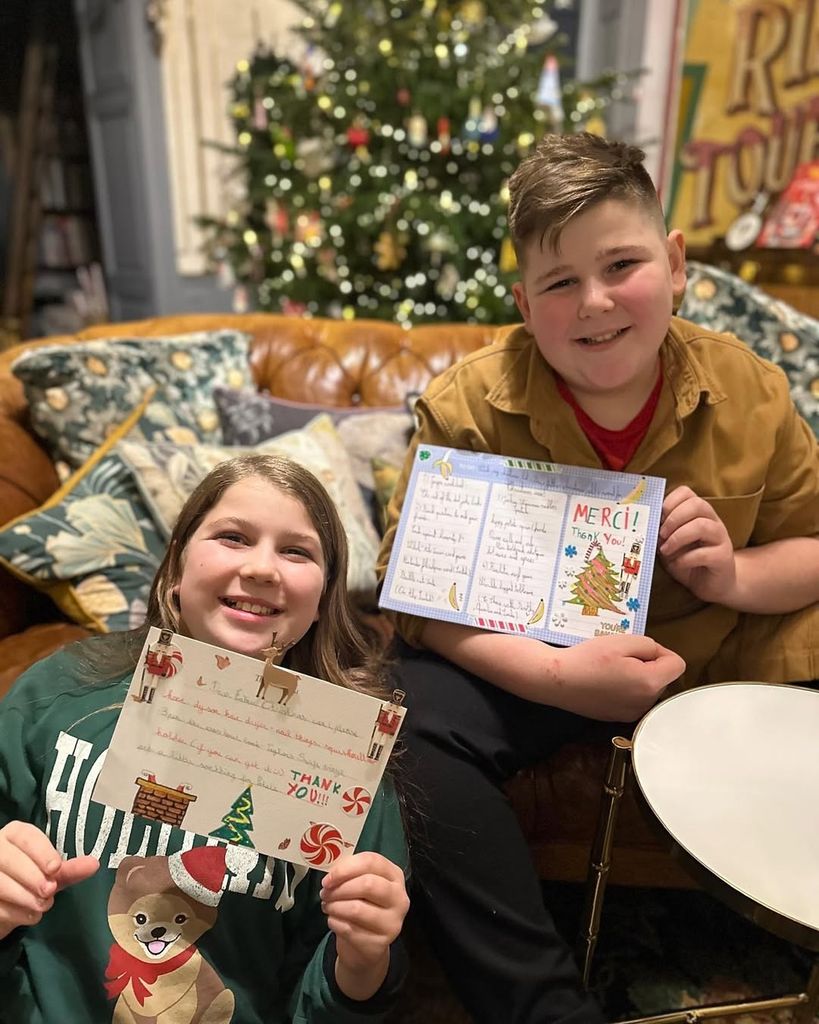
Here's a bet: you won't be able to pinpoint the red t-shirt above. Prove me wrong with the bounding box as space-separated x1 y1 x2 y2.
556 368 663 471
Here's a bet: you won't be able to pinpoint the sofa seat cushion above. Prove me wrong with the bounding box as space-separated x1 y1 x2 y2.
0 621 90 701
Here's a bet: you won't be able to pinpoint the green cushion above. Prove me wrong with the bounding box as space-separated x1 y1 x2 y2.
11 329 253 471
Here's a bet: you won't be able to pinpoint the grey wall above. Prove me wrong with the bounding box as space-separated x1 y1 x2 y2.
577 0 648 141
73 0 231 321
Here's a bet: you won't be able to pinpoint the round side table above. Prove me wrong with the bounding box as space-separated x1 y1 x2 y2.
577 682 819 1023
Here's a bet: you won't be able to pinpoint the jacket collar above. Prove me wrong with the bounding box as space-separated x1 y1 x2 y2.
485 319 725 467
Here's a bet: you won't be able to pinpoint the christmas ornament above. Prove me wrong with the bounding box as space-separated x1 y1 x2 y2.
316 247 338 281
265 198 290 237
217 257 235 289
584 112 607 137
437 116 451 152
282 298 307 316
374 231 407 271
478 105 499 143
499 237 517 273
397 87 412 107
536 54 564 127
324 1 342 27
459 0 485 25
271 126 296 160
252 91 268 130
300 46 323 91
437 263 460 300
294 211 323 245
347 118 370 151
463 96 482 140
528 13 558 46
425 230 453 267
296 137 327 177
407 112 428 147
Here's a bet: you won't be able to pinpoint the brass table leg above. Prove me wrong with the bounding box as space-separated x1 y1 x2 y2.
576 742 819 1023
793 955 819 1024
575 735 632 988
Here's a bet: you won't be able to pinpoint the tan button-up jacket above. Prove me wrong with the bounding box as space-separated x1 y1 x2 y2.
376 317 819 689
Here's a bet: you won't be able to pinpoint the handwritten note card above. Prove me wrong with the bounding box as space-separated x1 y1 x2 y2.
93 629 405 870
380 445 665 646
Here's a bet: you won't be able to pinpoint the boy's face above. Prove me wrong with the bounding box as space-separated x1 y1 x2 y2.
512 199 686 415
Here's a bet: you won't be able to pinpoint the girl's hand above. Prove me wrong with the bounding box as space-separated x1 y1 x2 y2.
321 851 409 1001
659 486 737 604
0 821 99 940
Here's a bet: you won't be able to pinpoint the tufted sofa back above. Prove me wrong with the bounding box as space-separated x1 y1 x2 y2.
0 314 515 640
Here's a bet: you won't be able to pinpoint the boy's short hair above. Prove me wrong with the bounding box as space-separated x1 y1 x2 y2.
507 132 665 259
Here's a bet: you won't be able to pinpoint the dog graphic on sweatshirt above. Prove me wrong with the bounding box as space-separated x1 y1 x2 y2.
105 846 238 1023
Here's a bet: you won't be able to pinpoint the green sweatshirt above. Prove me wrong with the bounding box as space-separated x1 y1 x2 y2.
0 646 408 1024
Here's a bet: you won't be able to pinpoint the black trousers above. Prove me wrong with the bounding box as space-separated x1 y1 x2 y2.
393 642 606 1024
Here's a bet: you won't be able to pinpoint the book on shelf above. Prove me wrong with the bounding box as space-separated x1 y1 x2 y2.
38 213 95 268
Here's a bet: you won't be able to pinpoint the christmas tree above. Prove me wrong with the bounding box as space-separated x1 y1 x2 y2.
199 0 631 325
566 545 624 617
210 785 255 847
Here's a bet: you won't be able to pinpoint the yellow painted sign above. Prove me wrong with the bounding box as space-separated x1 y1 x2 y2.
668 0 818 245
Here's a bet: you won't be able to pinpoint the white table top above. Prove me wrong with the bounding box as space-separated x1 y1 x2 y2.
632 682 819 941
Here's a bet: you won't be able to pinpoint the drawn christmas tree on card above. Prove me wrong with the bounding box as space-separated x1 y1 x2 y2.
209 785 255 847
566 544 624 617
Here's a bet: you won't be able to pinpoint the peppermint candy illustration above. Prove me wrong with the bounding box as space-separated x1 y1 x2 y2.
299 823 344 867
341 786 372 816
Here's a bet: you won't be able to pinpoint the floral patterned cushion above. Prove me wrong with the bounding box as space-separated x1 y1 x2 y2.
12 330 253 472
213 388 413 492
116 414 382 604
679 261 819 435
0 405 165 632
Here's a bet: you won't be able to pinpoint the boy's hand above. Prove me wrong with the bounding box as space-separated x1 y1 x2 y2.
557 635 685 721
659 486 736 603
321 851 409 1001
0 821 99 940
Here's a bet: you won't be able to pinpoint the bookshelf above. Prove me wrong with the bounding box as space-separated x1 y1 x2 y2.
0 0 104 347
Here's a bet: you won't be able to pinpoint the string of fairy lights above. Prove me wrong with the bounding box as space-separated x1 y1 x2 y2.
198 0 633 325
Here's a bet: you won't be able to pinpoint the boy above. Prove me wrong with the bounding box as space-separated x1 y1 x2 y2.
376 133 819 1024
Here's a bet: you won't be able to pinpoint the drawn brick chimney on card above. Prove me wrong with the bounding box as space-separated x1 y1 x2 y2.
132 775 197 828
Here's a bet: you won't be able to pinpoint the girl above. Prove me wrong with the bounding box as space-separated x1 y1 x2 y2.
0 454 409 1024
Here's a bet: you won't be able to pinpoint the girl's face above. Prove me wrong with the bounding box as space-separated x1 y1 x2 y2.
176 477 326 659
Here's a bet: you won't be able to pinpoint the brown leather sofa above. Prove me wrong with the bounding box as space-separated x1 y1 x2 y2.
0 313 688 888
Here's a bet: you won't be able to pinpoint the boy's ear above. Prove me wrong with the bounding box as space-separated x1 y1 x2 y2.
666 229 687 295
511 281 533 330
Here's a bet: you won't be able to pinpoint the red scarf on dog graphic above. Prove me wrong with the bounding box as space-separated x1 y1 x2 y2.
104 942 197 1006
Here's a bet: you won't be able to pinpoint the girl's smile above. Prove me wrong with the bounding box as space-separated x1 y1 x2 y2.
177 476 326 659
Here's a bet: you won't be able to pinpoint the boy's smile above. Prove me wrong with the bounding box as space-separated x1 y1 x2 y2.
512 199 686 427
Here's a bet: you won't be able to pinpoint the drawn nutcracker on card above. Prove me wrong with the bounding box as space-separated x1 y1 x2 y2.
367 689 406 762
132 629 183 704
619 539 643 599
